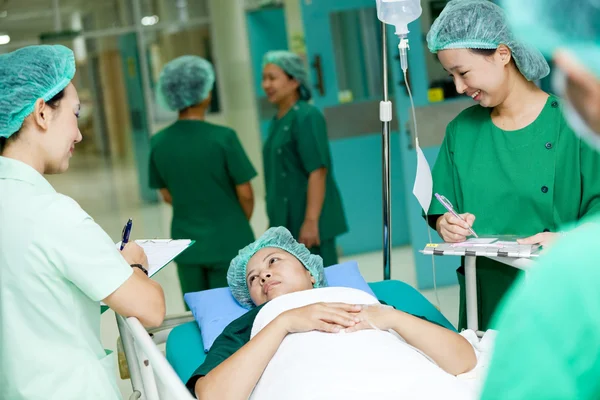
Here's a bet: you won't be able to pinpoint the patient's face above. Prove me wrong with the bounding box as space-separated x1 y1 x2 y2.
246 247 316 306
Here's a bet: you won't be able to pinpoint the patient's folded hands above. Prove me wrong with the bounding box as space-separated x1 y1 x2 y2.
278 302 363 334
344 303 395 333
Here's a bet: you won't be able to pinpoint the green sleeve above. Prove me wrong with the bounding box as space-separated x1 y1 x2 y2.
426 121 458 224
579 139 600 219
225 129 257 185
148 149 167 189
185 307 260 396
295 109 330 174
481 224 600 399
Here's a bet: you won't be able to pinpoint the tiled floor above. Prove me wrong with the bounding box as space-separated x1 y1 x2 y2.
46 155 459 399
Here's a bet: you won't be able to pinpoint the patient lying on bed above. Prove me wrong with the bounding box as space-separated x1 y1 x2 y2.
187 227 479 400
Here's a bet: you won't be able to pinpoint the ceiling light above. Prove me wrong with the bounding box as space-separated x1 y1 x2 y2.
141 15 159 26
0 35 10 45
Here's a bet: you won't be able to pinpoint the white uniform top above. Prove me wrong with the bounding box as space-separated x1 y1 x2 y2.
0 156 133 400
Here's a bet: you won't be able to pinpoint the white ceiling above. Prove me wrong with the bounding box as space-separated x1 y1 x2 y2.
0 0 208 45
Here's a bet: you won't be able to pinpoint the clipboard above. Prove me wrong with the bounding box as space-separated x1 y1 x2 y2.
115 239 195 277
101 239 194 312
420 237 540 258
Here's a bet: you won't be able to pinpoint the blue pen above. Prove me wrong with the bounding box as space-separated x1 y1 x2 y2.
120 218 133 251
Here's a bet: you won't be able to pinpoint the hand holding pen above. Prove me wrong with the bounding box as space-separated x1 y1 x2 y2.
434 194 478 242
119 218 149 267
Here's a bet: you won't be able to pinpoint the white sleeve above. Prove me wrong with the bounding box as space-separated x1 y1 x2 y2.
43 196 133 301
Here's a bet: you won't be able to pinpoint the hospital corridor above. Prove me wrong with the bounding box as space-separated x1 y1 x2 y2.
2 0 600 399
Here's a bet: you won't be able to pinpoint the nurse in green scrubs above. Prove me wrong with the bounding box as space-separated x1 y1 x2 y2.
149 56 257 295
425 0 600 331
261 51 348 267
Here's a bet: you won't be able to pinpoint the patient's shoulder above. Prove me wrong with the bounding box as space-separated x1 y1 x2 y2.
187 305 265 390
223 304 265 338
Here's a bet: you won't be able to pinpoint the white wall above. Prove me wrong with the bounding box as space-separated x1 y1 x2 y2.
207 0 265 198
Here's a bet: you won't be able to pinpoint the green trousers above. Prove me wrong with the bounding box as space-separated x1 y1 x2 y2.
309 238 339 268
456 257 521 331
177 262 229 310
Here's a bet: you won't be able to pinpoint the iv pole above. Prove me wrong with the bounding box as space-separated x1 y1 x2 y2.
381 21 393 280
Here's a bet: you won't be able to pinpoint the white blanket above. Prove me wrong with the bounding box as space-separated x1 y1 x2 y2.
249 287 491 400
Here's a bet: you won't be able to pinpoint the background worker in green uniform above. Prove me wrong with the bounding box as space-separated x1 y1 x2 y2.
481 1 600 398
425 0 600 331
149 56 257 296
261 51 347 267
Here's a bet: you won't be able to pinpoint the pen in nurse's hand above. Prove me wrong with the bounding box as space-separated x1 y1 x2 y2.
120 218 133 251
434 193 478 238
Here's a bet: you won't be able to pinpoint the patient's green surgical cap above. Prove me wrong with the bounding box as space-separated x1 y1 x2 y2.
227 227 327 309
157 55 215 111
263 51 312 101
502 0 600 78
0 45 75 139
427 0 550 82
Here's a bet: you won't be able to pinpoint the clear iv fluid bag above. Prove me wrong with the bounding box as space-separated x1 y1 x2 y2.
376 0 422 36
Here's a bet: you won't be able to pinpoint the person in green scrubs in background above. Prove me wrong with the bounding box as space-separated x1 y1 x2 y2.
149 56 257 296
261 51 348 267
482 1 600 398
425 0 600 331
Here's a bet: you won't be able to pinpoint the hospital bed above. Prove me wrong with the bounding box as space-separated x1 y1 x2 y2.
116 278 456 400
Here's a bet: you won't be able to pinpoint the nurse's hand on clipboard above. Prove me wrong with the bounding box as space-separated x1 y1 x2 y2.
436 212 477 243
120 242 149 268
517 232 560 249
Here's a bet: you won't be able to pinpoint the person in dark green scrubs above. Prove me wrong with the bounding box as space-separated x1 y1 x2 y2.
261 51 347 267
425 0 600 331
149 56 257 297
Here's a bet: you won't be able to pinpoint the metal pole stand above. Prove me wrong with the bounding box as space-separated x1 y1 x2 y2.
381 22 393 280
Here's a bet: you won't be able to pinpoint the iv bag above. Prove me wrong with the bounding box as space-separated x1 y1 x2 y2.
375 0 422 35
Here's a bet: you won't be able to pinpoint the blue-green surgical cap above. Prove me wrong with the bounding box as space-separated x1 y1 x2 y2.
263 51 312 101
426 0 550 82
227 227 327 309
157 55 215 112
502 0 600 78
0 45 75 139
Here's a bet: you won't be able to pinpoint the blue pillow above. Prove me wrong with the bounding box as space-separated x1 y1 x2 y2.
184 260 375 352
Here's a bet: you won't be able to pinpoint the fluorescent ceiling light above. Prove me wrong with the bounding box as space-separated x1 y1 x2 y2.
141 15 159 26
0 35 10 45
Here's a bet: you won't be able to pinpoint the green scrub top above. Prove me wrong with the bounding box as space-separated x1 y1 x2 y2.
263 101 348 242
149 120 257 264
481 218 600 399
0 156 133 400
428 95 600 330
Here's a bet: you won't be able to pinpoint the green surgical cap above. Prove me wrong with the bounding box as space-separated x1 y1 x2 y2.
227 227 327 309
263 51 312 101
0 45 75 139
157 55 215 112
502 0 600 78
427 0 550 82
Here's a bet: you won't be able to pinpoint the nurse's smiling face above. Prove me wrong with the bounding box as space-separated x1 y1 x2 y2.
246 247 316 307
262 64 300 106
42 83 83 174
438 46 514 108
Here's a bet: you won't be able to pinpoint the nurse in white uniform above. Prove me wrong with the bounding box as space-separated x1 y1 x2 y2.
0 45 166 399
